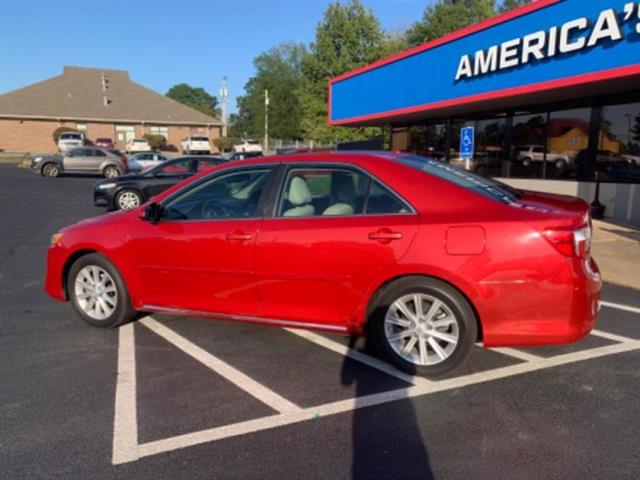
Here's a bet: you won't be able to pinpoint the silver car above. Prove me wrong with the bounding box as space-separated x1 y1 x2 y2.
31 147 128 178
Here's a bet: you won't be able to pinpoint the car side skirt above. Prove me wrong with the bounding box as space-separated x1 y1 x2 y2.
140 305 350 334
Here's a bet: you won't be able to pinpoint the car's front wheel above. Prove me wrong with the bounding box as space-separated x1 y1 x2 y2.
103 165 120 178
68 253 136 328
115 189 142 210
368 276 477 377
42 163 60 177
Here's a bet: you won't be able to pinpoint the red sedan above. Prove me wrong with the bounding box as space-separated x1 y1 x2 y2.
45 152 601 376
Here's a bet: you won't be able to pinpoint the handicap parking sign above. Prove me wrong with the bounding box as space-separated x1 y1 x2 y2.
459 127 474 158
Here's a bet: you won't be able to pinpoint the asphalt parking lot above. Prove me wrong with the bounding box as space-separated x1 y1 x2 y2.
1 163 639 479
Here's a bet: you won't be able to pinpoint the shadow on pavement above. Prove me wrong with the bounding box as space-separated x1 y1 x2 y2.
341 337 433 480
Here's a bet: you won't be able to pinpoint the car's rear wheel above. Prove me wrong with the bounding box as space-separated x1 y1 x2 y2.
522 157 532 167
103 165 120 178
68 253 135 328
368 276 477 377
115 189 142 210
42 163 60 177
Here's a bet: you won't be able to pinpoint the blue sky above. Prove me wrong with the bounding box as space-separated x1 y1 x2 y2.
0 0 431 113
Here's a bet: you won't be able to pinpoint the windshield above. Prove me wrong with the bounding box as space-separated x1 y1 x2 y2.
395 155 521 205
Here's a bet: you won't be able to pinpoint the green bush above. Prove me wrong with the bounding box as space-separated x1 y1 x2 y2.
143 134 167 150
52 126 78 144
213 137 234 152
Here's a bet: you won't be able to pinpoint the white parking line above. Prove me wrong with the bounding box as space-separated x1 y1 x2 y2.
112 323 139 465
491 347 543 362
600 301 640 315
140 317 301 414
132 337 640 462
284 328 433 387
590 328 636 343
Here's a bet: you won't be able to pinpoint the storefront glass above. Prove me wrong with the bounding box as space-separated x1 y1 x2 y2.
597 103 640 183
408 124 447 159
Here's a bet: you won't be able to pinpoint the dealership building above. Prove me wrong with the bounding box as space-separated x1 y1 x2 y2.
0 66 222 153
329 0 640 225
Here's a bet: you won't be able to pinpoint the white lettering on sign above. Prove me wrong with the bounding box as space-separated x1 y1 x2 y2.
455 5 637 81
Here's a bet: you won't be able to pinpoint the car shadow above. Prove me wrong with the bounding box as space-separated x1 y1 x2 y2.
340 337 434 480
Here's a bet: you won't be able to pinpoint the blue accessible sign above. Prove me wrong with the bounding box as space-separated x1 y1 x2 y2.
459 126 474 159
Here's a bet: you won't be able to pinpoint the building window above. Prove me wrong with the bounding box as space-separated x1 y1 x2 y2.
511 113 548 179
115 125 135 145
408 123 447 160
597 102 640 183
76 123 87 133
149 125 169 140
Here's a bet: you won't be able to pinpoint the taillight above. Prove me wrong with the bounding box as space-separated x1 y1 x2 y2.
121 155 128 165
542 225 591 258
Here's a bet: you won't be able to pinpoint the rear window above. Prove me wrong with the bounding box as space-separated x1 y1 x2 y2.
396 155 521 205
191 136 209 142
108 149 123 156
60 133 82 140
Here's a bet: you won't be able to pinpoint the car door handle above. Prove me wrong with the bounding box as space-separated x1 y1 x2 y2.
368 229 403 242
226 231 253 242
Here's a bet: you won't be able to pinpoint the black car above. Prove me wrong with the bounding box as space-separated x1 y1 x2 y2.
93 155 225 211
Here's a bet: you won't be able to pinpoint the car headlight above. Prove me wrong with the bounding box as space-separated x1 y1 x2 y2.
50 232 63 246
33 156 43 163
98 182 117 190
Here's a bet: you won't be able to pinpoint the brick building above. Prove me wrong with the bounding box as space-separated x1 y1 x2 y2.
0 66 222 153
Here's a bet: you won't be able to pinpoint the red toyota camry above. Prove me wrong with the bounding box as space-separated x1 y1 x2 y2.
45 152 601 376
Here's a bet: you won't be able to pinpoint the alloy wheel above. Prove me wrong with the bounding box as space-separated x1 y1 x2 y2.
384 293 459 366
105 167 119 178
117 191 140 210
74 265 118 321
43 164 59 177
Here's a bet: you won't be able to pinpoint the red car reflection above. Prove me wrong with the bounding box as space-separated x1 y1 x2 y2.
45 152 601 376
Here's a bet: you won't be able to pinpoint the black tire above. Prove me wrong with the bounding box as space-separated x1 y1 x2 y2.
367 276 478 377
115 188 143 211
522 157 532 167
42 163 60 177
103 165 120 178
67 253 136 328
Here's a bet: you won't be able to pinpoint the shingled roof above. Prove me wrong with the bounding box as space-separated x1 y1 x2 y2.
0 66 222 125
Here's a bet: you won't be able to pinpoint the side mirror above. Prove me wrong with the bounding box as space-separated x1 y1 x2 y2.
142 202 163 224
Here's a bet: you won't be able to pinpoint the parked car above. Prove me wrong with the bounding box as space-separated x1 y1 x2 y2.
449 149 502 175
31 147 128 178
574 149 640 182
181 136 211 154
58 132 84 152
233 139 263 153
95 138 115 149
515 144 570 169
93 155 224 210
126 138 151 153
127 152 169 172
224 151 263 161
46 152 601 376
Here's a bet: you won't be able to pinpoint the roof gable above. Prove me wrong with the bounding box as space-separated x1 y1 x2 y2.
0 66 221 125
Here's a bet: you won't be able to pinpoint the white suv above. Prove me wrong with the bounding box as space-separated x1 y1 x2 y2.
126 138 151 153
58 132 84 152
181 136 211 154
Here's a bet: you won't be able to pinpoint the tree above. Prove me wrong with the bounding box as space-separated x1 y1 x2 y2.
406 0 495 47
498 0 531 13
230 42 306 141
298 0 401 143
166 83 220 118
143 133 167 150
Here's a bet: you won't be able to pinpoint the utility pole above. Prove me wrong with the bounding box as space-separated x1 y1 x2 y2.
219 76 228 138
264 89 269 152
